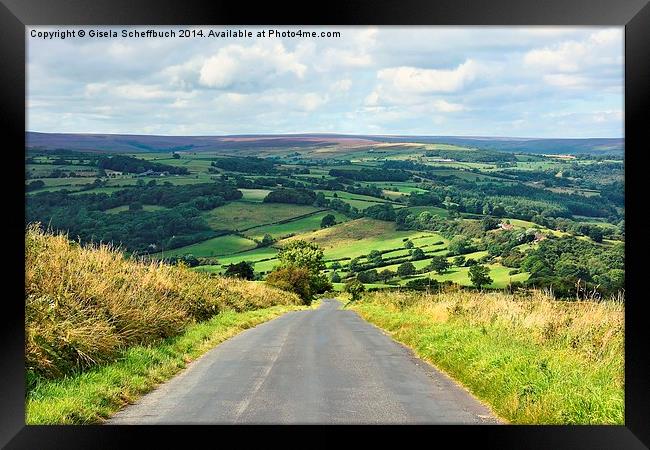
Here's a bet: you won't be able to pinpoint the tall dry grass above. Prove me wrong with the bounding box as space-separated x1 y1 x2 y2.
364 289 624 366
25 224 300 379
353 288 624 423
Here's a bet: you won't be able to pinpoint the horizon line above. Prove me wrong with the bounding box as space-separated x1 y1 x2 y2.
25 130 625 140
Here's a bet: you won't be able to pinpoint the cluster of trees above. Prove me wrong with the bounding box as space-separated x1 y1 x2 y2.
425 149 517 163
211 156 276 174
26 180 45 191
263 188 316 205
97 155 189 175
406 179 620 222
165 254 219 268
363 204 396 221
106 182 242 210
521 236 624 298
329 168 410 182
265 241 332 304
26 183 243 253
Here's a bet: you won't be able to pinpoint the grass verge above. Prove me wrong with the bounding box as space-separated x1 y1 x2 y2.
349 290 623 424
26 304 302 424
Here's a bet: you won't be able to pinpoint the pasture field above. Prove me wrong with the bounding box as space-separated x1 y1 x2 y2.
104 204 168 214
405 206 451 218
203 201 322 231
315 190 403 209
26 139 623 296
163 234 258 257
238 188 272 202
402 264 530 288
280 218 447 263
244 211 349 241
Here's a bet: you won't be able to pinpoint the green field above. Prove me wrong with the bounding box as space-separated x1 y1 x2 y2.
244 211 349 241
281 218 442 261
399 263 529 288
163 234 258 257
239 189 272 202
404 206 451 218
192 246 281 274
203 201 322 231
105 204 168 214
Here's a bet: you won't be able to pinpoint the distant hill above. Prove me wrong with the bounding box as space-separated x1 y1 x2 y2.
26 132 624 156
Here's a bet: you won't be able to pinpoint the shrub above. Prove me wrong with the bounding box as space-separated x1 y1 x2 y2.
266 266 313 304
320 214 336 228
469 264 493 289
224 261 255 280
397 262 416 277
345 279 365 301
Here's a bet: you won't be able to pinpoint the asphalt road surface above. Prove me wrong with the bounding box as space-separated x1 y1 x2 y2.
108 298 501 424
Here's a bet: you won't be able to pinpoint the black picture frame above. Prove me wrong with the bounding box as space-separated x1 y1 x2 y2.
2 0 648 448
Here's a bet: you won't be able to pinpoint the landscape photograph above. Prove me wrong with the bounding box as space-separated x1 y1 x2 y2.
25 26 625 425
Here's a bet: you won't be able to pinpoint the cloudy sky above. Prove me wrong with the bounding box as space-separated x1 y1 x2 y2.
27 26 624 138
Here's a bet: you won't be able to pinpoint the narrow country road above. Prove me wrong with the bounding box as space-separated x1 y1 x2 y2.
107 299 501 424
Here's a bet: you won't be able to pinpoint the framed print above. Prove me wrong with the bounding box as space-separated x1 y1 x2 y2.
2 0 648 448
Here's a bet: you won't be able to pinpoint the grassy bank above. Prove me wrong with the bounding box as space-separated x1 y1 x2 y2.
26 224 301 380
26 305 302 424
349 289 623 424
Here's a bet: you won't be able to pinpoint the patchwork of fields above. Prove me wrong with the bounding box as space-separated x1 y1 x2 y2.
26 140 624 294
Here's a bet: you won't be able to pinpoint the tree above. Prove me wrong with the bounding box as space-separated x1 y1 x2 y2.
320 214 336 228
357 269 378 283
266 266 313 304
129 201 143 211
411 248 425 261
453 256 466 267
378 269 395 282
277 240 326 273
330 261 341 270
260 233 274 247
269 240 332 301
363 203 396 221
314 192 329 207
481 216 500 231
345 279 365 302
368 249 383 264
469 264 493 289
224 261 254 280
330 272 341 283
397 262 416 277
404 240 414 249
492 205 506 217
172 152 181 159
588 227 604 243
448 236 472 255
428 255 450 274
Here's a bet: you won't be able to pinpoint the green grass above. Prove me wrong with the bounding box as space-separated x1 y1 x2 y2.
193 246 281 274
203 201 320 231
104 204 169 214
350 291 624 424
239 188 272 202
282 218 439 261
315 190 404 210
400 263 528 288
404 206 450 218
26 305 302 424
163 234 258 257
244 211 349 241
